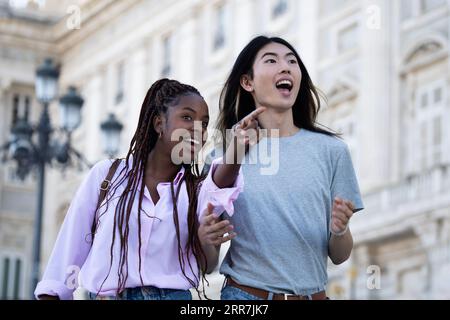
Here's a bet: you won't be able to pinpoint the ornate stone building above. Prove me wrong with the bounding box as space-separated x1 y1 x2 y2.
0 0 449 299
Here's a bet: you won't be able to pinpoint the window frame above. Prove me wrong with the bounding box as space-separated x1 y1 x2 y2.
413 78 447 170
271 0 288 20
212 2 227 52
161 33 173 77
114 61 125 106
0 252 26 300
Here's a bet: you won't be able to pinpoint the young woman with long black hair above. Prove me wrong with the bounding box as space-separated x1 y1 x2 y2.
209 36 364 300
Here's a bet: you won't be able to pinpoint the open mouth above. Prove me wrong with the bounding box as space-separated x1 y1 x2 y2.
275 79 293 93
183 137 201 150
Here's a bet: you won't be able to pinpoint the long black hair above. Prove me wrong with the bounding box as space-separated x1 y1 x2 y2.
216 35 337 145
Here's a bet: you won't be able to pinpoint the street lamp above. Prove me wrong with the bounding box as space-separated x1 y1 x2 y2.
101 113 123 159
59 86 84 133
0 58 124 299
35 58 59 104
31 59 86 300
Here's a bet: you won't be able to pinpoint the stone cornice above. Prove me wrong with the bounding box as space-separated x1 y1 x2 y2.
0 0 141 55
53 0 140 54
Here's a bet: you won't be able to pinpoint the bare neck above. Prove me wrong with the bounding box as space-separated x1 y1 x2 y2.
145 144 181 182
257 107 300 138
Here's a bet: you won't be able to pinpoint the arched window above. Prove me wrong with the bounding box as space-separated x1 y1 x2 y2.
401 35 449 176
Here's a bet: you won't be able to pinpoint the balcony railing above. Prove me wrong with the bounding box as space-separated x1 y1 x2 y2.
352 164 450 232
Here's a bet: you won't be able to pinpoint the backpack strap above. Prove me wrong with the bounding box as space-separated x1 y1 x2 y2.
96 158 121 210
90 159 121 241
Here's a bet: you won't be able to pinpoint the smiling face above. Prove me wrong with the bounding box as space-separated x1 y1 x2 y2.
240 42 302 111
154 94 209 162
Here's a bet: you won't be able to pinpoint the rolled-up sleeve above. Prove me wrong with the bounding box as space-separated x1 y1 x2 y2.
34 159 111 300
197 157 244 219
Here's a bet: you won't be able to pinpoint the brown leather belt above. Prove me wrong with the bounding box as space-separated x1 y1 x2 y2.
226 277 327 300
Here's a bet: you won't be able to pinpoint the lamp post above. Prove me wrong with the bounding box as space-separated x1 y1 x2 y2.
1 58 123 299
31 59 60 300
100 113 123 159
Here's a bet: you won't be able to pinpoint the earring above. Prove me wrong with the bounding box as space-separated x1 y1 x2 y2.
159 131 163 139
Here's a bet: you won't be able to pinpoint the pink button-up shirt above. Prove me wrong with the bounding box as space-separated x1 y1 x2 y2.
34 157 243 300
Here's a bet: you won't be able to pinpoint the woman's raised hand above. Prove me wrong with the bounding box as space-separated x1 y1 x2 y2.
232 107 266 147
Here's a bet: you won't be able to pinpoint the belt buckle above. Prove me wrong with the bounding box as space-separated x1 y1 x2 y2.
284 293 311 300
284 293 296 300
100 180 111 191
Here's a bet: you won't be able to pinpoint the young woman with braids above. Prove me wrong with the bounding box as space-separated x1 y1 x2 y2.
34 78 259 300
205 36 364 300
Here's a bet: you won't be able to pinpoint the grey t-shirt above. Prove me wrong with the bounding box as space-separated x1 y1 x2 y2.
206 128 364 296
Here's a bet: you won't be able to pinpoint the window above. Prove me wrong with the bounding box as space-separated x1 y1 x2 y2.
420 121 428 169
272 0 288 19
431 114 443 166
12 95 19 126
1 257 9 299
24 96 30 121
401 0 446 21
213 3 226 51
433 87 442 104
14 259 21 300
398 266 425 298
161 34 172 77
11 94 30 126
337 23 358 53
9 0 45 9
421 0 446 13
5 93 33 185
115 62 124 105
414 80 446 170
420 91 428 108
401 0 414 21
0 255 23 300
320 0 351 17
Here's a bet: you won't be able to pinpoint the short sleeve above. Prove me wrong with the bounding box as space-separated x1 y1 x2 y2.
331 146 364 213
197 157 244 220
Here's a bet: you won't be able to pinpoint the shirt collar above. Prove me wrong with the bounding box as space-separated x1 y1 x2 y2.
173 166 186 185
136 166 186 190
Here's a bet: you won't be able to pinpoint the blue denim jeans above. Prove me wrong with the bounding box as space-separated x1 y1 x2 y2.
88 286 192 300
221 285 263 301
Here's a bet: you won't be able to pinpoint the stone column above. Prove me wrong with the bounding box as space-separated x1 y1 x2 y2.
177 15 197 84
413 220 440 299
359 0 392 190
231 0 255 57
84 72 104 162
297 0 319 81
125 47 147 147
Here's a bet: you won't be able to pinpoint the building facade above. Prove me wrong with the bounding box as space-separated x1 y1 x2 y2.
0 0 449 299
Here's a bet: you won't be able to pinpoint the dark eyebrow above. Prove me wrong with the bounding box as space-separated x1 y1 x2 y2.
261 52 278 59
261 52 297 60
181 107 197 113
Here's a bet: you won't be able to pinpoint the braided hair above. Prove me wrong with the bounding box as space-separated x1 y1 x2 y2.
91 79 209 298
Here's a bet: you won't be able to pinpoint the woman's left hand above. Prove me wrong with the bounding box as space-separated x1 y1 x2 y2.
331 197 354 235
198 203 236 247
